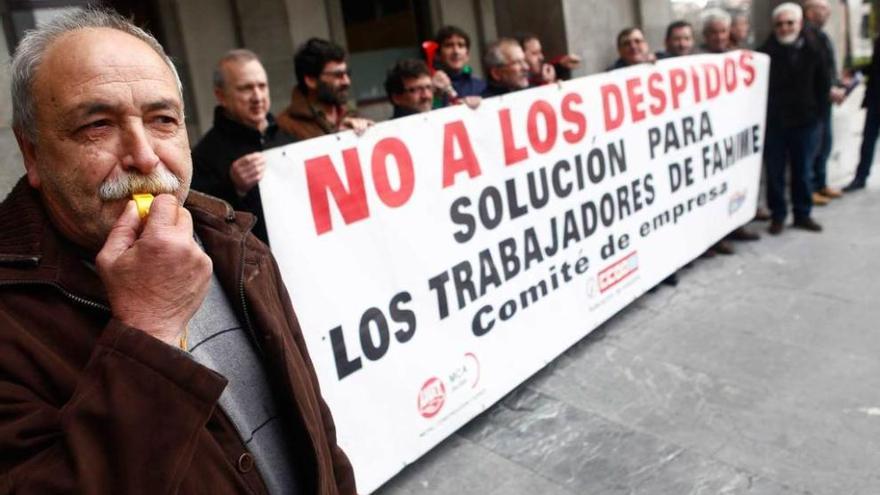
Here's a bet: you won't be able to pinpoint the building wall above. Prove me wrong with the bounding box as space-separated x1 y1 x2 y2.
494 0 568 63
0 13 10 129
233 0 297 120
174 0 239 139
1 12 21 201
561 0 641 75
638 0 674 53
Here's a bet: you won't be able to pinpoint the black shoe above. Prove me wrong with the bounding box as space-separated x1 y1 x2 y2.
793 217 823 232
728 226 760 241
843 180 866 192
768 221 784 235
711 240 735 255
661 273 679 287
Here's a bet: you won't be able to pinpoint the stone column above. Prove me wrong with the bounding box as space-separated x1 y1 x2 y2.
0 12 21 200
560 0 640 75
173 0 238 138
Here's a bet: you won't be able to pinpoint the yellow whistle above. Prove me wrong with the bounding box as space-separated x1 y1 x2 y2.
133 193 154 220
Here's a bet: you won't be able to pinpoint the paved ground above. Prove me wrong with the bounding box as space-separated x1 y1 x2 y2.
375 94 880 494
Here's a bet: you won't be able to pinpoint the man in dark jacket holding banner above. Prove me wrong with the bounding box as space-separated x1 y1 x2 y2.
191 49 295 245
759 2 828 234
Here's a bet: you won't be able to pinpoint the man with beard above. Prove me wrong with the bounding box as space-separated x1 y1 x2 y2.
759 2 828 234
191 49 294 244
385 59 434 118
516 33 581 85
481 38 531 98
0 9 356 494
278 37 372 141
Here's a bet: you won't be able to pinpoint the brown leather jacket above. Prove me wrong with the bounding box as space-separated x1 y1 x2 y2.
0 179 356 495
276 87 348 141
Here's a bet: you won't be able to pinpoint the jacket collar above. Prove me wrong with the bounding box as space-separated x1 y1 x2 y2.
283 87 344 133
212 106 281 143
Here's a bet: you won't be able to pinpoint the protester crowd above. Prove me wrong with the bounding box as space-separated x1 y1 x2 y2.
0 1 877 494
192 0 873 283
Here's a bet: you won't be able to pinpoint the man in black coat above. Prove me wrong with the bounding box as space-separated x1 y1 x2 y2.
804 0 847 202
191 49 296 244
759 3 829 234
845 35 880 191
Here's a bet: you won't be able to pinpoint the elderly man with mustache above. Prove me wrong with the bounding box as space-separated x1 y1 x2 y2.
0 8 355 494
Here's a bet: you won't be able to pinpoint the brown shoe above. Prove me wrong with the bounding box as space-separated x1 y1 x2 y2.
812 192 830 206
700 249 717 259
768 220 784 235
818 187 842 198
754 207 771 221
711 240 735 255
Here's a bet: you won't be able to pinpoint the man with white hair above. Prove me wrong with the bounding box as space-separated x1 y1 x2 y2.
803 0 848 203
481 38 531 98
758 2 829 234
0 8 355 493
701 8 732 53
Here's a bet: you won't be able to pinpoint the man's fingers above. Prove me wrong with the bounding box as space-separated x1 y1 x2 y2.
142 194 179 233
97 200 140 265
175 203 195 234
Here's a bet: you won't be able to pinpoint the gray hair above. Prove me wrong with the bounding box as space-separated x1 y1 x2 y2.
212 48 261 90
11 8 183 141
702 8 732 29
772 3 804 21
483 38 519 69
803 0 829 11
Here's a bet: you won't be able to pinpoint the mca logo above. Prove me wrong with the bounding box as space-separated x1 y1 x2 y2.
728 190 747 215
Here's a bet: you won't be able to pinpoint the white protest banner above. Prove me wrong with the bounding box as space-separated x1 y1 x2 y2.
261 51 769 493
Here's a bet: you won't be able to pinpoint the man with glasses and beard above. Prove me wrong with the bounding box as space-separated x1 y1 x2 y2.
385 59 435 118
759 2 828 235
278 38 372 141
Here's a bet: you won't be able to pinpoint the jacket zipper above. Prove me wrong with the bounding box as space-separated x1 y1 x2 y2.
237 236 264 358
0 279 110 312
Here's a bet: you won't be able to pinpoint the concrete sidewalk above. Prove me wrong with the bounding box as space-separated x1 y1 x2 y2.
375 95 880 494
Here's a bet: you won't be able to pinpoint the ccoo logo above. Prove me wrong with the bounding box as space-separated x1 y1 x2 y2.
417 377 447 418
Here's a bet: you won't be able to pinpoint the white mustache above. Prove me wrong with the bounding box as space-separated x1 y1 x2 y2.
99 168 181 200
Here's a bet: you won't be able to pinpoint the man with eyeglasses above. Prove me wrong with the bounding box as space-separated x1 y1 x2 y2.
481 38 531 98
758 2 829 235
608 27 656 71
385 59 435 118
278 38 372 141
191 49 293 245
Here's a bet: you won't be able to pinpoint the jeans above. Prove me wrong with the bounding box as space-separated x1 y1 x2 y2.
812 107 833 190
854 104 880 184
764 122 821 222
